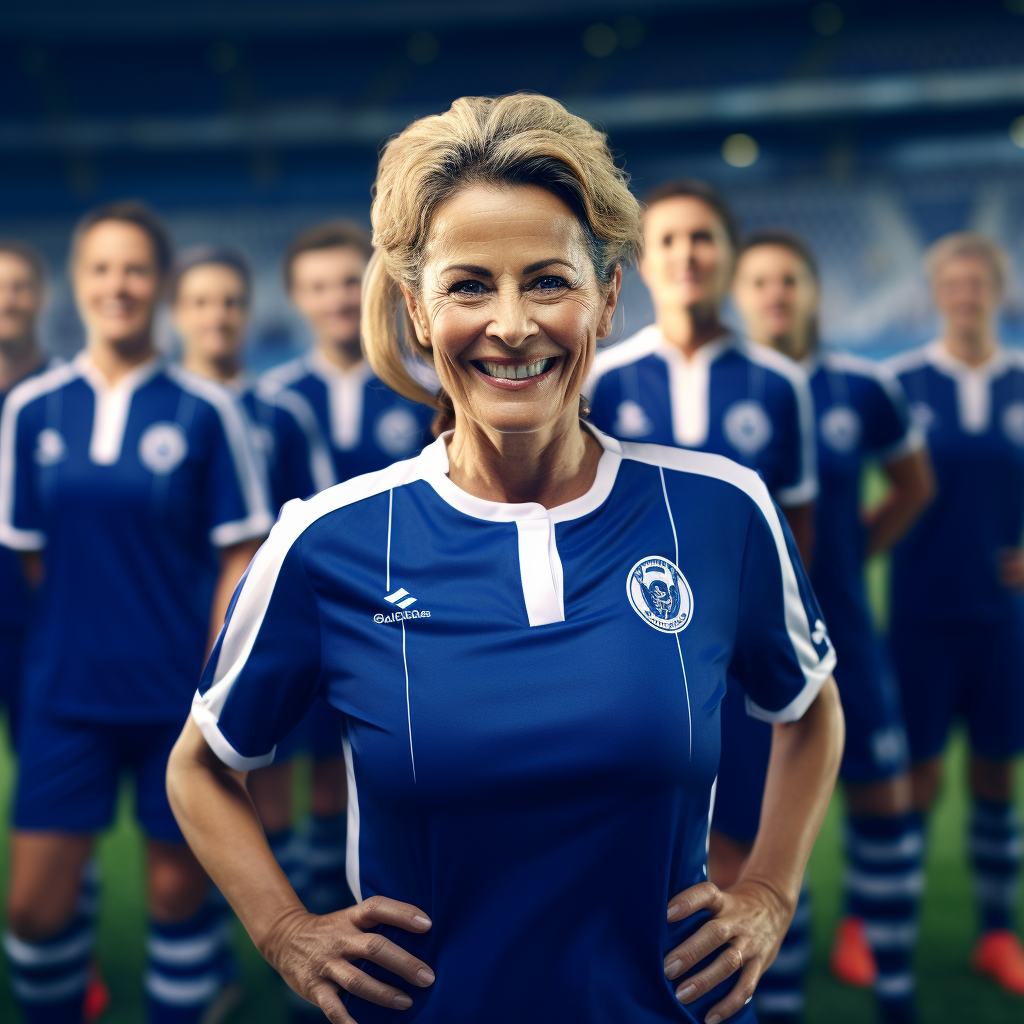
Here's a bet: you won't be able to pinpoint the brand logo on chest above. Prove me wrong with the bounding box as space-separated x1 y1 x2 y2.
374 587 432 624
626 556 694 633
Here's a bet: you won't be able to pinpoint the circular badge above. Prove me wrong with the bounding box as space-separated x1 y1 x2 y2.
1002 402 1024 446
722 401 773 456
374 407 420 457
34 428 66 467
909 401 936 433
820 405 862 454
138 422 189 475
612 399 653 438
626 555 694 633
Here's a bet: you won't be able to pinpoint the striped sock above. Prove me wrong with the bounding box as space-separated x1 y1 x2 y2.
970 799 1022 933
754 881 810 1023
146 899 235 1023
302 813 352 915
846 813 923 1022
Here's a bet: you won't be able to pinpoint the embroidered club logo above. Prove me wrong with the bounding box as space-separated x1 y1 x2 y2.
723 400 772 456
138 422 188 475
626 556 693 633
1002 402 1024 446
374 408 421 457
820 405 862 453
34 428 67 466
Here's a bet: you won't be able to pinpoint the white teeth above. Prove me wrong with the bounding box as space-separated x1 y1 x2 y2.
480 358 552 380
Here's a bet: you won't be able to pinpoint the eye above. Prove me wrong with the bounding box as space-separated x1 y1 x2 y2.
532 275 569 291
448 279 488 295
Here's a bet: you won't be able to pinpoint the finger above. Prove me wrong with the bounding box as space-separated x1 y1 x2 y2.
663 915 734 979
348 930 436 989
700 959 761 1024
349 895 432 934
671 943 747 1003
309 981 358 1024
667 881 724 923
325 960 417 1011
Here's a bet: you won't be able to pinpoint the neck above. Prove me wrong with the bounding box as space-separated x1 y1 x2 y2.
0 333 44 392
941 323 998 368
655 302 727 357
446 406 602 509
86 332 157 386
317 335 363 371
182 351 243 384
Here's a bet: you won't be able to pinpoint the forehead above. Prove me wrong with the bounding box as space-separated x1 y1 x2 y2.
426 184 584 263
935 253 997 282
0 251 39 282
737 244 810 278
291 245 367 283
178 262 246 296
644 196 722 238
79 220 155 262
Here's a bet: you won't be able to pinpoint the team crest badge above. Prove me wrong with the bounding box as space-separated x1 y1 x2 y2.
138 422 189 475
626 556 694 633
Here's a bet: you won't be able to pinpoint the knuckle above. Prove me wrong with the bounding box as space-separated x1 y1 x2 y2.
723 946 745 971
362 933 389 959
361 895 385 915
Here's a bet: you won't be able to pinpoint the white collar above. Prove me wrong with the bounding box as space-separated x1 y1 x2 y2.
307 348 374 385
418 425 622 525
925 340 1008 380
654 328 737 367
75 350 163 396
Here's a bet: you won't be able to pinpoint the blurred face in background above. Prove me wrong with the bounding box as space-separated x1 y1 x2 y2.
0 252 43 349
73 220 162 349
733 244 819 361
640 196 734 318
173 263 249 366
289 245 367 357
932 254 1001 340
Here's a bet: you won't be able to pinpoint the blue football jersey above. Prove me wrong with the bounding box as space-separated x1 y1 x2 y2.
193 428 834 1024
888 342 1024 625
264 352 434 483
587 326 818 507
0 359 52 633
0 355 273 722
809 352 921 648
239 378 336 511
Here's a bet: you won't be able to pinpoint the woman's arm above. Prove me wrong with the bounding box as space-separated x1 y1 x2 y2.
663 676 844 1023
167 717 435 1023
206 538 263 655
863 448 934 557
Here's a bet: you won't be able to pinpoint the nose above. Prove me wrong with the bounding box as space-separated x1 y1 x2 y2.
485 287 537 349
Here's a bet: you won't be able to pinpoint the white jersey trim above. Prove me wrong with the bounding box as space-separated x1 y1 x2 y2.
0 361 80 551
256 379 337 494
620 441 835 723
308 350 374 452
166 366 274 546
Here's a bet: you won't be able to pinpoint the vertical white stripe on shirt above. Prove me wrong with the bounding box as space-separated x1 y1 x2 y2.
77 354 162 465
342 729 363 904
310 352 374 452
516 516 565 627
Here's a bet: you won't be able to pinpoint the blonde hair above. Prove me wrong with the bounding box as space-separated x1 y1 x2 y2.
363 93 643 412
926 232 1011 295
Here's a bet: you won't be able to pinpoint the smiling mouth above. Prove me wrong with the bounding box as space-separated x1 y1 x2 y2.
472 357 557 381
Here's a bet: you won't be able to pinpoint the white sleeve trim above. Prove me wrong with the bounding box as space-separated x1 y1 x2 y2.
191 698 276 770
620 441 836 722
773 476 819 508
210 510 276 548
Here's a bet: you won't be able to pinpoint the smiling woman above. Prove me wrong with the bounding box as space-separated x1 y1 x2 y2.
168 94 844 1024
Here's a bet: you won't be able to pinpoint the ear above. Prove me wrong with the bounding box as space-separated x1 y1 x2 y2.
399 282 431 350
595 264 622 341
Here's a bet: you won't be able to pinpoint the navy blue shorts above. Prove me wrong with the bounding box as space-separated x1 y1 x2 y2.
713 631 908 843
274 697 345 762
0 628 26 745
14 709 185 842
889 616 1024 762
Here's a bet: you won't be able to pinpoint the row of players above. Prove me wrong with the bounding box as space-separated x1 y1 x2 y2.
0 176 1019 1024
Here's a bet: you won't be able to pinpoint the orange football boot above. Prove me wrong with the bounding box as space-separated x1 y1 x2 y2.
971 930 1024 996
830 916 878 988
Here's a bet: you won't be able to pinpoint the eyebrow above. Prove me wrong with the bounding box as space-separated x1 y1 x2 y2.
440 258 575 278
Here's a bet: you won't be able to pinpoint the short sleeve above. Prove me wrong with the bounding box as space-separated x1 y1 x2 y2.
861 368 923 463
0 392 46 550
770 369 818 509
192 523 322 769
202 395 274 548
729 489 836 722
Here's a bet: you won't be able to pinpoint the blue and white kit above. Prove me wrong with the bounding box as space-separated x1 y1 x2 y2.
0 354 272 840
194 427 834 1024
587 326 819 843
264 350 435 481
887 342 1024 761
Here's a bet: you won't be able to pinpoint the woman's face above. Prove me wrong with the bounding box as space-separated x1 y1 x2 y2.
933 254 1001 337
173 263 249 364
640 196 733 316
405 184 620 436
73 220 162 347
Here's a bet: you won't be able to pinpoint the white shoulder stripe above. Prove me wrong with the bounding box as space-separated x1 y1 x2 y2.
261 356 310 389
191 455 428 769
585 325 665 397
884 345 932 377
620 441 835 722
256 382 337 494
166 366 274 546
0 361 83 551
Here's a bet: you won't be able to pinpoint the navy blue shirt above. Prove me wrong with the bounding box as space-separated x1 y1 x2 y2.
888 343 1024 625
194 428 834 1024
265 352 434 483
0 355 273 721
